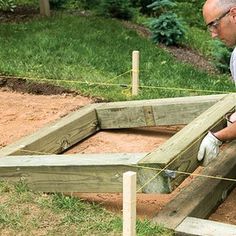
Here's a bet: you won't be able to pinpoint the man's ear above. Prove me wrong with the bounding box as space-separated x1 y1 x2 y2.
230 7 236 23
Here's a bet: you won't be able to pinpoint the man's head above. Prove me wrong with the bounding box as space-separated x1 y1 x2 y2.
203 0 236 46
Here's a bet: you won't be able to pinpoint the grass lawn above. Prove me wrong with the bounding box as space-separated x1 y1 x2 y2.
0 9 234 235
0 181 173 235
0 12 234 101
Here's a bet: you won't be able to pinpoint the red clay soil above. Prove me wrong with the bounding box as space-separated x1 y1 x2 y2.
1 87 236 224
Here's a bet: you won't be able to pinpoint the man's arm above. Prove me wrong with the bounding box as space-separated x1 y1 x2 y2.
214 121 236 141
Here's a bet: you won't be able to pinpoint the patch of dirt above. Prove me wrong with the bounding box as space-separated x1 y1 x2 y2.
0 89 93 148
1 85 236 224
209 187 236 225
0 6 40 23
0 77 77 96
122 21 218 74
1 6 235 226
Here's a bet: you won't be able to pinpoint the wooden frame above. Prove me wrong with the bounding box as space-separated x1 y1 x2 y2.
153 139 236 234
0 94 235 195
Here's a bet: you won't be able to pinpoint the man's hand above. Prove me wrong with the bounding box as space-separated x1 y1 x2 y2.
197 132 223 166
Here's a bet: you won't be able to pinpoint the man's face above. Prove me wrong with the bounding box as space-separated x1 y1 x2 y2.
203 1 236 47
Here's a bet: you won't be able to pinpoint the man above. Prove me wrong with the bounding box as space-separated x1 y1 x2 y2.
198 0 236 165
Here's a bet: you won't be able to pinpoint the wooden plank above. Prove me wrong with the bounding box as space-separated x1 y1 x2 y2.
123 171 136 236
152 140 236 229
96 95 226 129
39 0 50 17
139 94 236 192
0 153 147 166
0 104 101 156
175 217 236 236
0 153 151 193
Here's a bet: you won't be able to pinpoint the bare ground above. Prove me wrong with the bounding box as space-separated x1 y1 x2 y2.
0 6 235 228
1 81 236 224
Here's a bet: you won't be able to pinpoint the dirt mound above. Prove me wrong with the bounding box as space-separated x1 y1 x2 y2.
0 5 39 23
0 77 77 96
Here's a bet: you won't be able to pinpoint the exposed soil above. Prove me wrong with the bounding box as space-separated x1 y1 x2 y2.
122 21 218 74
1 5 236 228
0 6 40 23
1 82 236 224
0 77 76 96
0 87 93 148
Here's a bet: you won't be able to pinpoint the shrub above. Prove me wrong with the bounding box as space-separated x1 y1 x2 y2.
174 1 205 29
75 0 100 10
0 0 16 12
130 0 153 14
211 40 232 73
49 0 67 9
147 0 176 12
149 12 185 45
97 0 134 20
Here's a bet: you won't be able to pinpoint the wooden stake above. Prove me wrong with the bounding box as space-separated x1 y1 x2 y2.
123 171 136 236
132 51 140 96
39 0 50 17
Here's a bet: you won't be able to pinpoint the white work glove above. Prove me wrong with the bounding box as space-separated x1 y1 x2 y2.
197 132 223 166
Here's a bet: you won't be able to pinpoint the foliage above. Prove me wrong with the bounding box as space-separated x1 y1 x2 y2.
0 181 174 235
0 0 16 12
210 40 232 73
49 0 67 9
0 14 234 101
97 0 134 20
184 26 212 58
147 0 176 13
148 0 185 46
130 0 155 14
77 0 100 9
174 0 205 29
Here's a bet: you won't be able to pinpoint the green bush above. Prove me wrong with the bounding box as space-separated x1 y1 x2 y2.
175 1 205 29
49 0 67 9
130 0 153 14
76 0 100 9
97 0 134 20
210 40 232 73
147 0 176 12
0 0 16 12
149 12 185 45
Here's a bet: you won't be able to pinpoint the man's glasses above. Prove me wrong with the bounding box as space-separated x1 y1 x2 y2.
207 9 230 32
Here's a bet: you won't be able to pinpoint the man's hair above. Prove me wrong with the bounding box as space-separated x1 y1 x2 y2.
216 0 236 12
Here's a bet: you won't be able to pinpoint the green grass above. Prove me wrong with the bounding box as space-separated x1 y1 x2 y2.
0 181 173 235
0 12 234 101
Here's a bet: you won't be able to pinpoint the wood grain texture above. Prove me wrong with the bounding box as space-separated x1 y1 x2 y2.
0 153 166 193
96 95 226 129
152 140 236 229
0 104 101 156
140 94 236 191
175 217 236 236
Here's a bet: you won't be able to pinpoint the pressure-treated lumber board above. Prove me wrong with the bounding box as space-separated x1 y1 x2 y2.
96 94 226 129
0 153 166 193
0 104 101 156
175 217 236 236
152 139 236 229
139 94 236 192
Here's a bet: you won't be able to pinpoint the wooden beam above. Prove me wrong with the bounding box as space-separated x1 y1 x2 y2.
175 217 236 236
0 104 101 156
152 140 236 229
0 153 156 193
139 94 236 192
96 95 226 129
39 0 50 17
